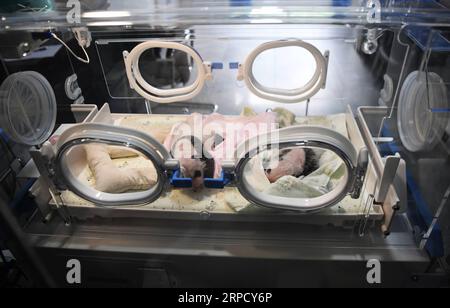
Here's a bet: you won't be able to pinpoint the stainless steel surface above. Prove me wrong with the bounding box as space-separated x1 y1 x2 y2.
17 158 39 179
24 214 431 287
70 104 98 123
376 154 400 203
25 212 428 263
357 107 395 190
357 106 402 234
30 146 72 224
149 102 216 114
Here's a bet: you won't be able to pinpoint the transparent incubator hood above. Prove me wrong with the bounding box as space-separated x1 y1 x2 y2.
1 1 450 31
0 0 448 247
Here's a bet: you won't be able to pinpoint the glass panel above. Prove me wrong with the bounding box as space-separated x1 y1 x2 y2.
136 47 197 91
97 40 147 100
2 1 450 30
252 46 317 91
96 40 199 100
359 25 450 249
95 25 380 114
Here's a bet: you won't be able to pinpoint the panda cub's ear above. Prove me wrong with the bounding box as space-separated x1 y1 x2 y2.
302 148 319 176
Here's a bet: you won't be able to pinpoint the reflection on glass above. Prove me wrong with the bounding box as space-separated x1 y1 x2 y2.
137 48 196 90
252 46 316 90
63 143 158 194
98 41 197 99
243 146 346 199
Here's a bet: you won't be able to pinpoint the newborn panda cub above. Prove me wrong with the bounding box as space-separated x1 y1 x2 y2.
265 148 318 183
179 158 206 191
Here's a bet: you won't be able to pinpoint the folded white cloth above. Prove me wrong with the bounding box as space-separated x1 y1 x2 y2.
84 144 157 193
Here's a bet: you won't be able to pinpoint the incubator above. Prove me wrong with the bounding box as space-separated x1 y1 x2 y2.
0 0 449 287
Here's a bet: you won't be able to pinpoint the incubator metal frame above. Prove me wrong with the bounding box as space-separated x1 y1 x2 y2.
0 24 406 236
20 100 400 236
